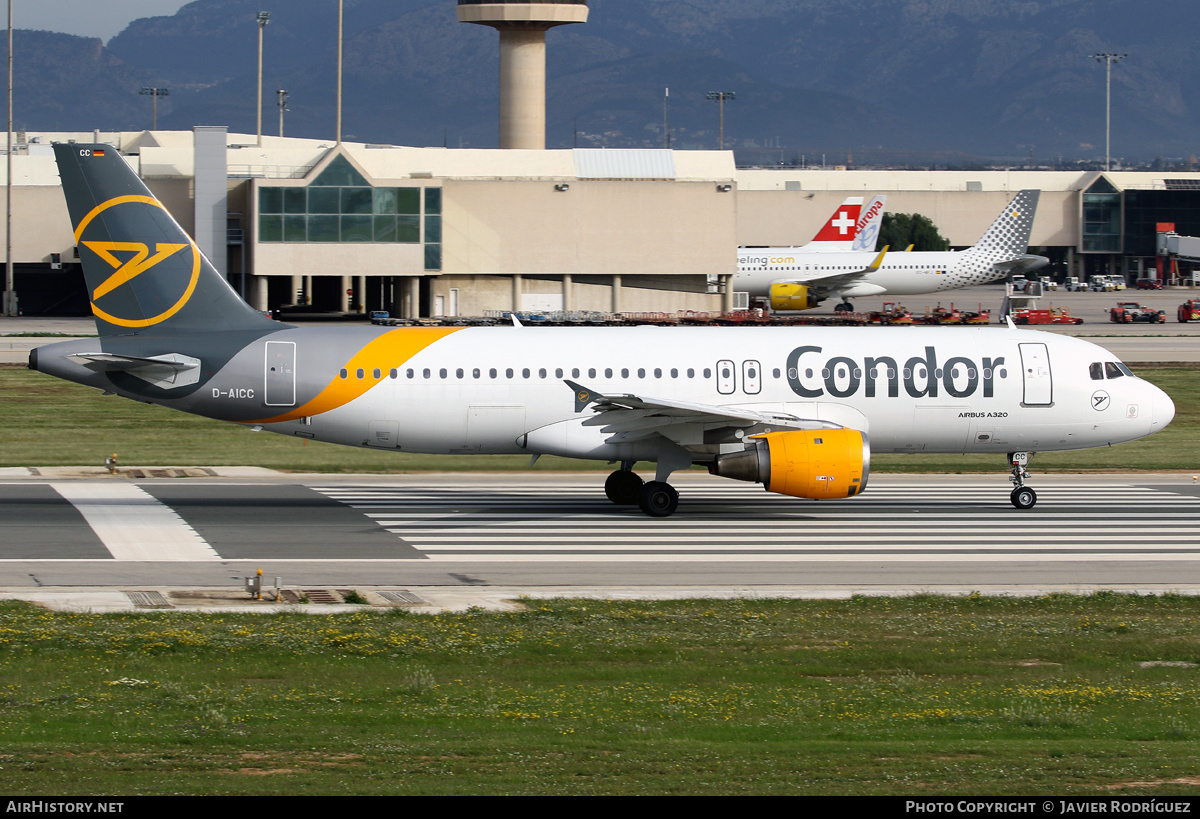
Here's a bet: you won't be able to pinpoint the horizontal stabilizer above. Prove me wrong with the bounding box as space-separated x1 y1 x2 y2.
993 254 1050 274
68 352 201 389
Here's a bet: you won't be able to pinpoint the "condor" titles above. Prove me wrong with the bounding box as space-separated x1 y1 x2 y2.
785 345 1008 399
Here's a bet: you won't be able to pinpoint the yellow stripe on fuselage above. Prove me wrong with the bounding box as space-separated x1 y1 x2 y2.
250 326 464 423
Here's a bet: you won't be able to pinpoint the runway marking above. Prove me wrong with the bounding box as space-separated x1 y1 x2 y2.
50 483 219 561
312 483 1200 563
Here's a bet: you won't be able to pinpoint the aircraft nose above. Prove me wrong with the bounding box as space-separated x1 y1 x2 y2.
1151 383 1175 432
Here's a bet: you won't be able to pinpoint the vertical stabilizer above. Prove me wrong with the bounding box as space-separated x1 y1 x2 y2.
53 143 276 337
964 189 1041 262
851 194 887 251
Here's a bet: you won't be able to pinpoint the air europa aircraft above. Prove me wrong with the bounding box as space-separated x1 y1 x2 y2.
31 145 1174 517
736 190 1050 312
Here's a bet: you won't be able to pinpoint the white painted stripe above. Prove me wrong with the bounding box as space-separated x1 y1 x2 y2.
51 483 219 561
398 528 1200 542
421 552 1200 563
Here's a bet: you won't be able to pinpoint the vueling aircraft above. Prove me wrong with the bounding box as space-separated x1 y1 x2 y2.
30 145 1173 517
736 190 1050 312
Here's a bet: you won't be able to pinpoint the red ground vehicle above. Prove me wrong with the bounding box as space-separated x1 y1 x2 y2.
1179 299 1200 323
1010 307 1083 325
1136 278 1163 290
1110 302 1166 323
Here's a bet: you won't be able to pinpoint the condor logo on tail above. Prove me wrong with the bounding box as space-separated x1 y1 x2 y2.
74 195 202 328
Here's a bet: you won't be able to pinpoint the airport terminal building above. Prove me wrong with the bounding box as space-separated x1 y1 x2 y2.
4 128 1200 318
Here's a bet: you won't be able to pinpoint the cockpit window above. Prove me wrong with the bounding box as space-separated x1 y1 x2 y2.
1104 362 1124 379
1089 362 1104 380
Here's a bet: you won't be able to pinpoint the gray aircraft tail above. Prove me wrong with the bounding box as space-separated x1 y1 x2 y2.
963 189 1041 262
53 143 276 338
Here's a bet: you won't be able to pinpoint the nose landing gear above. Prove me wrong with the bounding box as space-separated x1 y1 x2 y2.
1008 451 1037 509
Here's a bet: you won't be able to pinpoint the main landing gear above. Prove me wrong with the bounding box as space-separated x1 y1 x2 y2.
604 463 679 517
834 301 854 313
1008 451 1037 509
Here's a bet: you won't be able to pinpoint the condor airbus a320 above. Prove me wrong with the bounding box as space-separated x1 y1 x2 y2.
736 190 1050 312
31 145 1174 517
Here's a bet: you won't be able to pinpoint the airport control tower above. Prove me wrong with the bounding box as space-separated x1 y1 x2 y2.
457 1 589 150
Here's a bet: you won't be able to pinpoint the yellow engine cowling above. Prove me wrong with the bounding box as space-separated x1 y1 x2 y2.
769 282 820 311
708 428 870 500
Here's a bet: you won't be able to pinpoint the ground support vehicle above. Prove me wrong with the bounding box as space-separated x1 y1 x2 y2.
1136 278 1163 290
1011 307 1084 325
1179 299 1200 323
1110 302 1166 323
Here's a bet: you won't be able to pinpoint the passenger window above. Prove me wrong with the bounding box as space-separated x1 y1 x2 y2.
522 368 531 379
621 368 629 378
339 368 348 379
637 368 646 378
439 368 448 379
687 368 695 378
1090 362 1104 380
472 368 481 379
423 368 430 379
356 368 364 379
373 368 381 379
604 368 612 378
489 368 497 379
539 368 547 379
506 368 514 379
589 368 597 378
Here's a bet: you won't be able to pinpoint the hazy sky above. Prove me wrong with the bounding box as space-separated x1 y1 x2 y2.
17 1 191 43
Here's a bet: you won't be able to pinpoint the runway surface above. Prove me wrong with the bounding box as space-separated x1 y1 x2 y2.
1 472 1198 601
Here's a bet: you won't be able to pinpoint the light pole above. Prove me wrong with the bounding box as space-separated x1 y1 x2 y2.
139 86 169 130
336 0 343 144
5 0 13 317
1093 52 1126 172
256 11 270 147
277 89 288 137
705 91 735 150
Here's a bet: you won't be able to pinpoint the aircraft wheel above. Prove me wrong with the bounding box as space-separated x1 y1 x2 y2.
638 481 679 517
604 470 644 505
1010 486 1037 510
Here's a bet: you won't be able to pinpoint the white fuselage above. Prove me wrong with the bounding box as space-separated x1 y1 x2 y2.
228 326 1171 461
734 248 998 298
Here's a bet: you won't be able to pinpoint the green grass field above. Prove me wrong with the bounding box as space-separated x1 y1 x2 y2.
1 363 1196 473
2 594 1200 795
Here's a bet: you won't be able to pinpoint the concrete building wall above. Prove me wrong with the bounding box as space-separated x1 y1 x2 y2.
443 179 736 278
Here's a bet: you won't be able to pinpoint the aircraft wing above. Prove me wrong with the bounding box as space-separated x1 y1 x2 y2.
565 380 841 445
771 246 890 296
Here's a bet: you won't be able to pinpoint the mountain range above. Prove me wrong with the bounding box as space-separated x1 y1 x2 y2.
7 0 1198 164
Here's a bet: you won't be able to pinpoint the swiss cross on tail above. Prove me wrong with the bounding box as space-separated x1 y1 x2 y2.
809 198 863 244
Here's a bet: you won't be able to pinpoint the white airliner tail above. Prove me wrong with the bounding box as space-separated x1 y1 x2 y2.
962 189 1040 262
850 195 887 252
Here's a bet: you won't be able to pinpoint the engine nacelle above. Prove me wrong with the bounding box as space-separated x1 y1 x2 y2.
769 282 820 311
708 428 870 500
